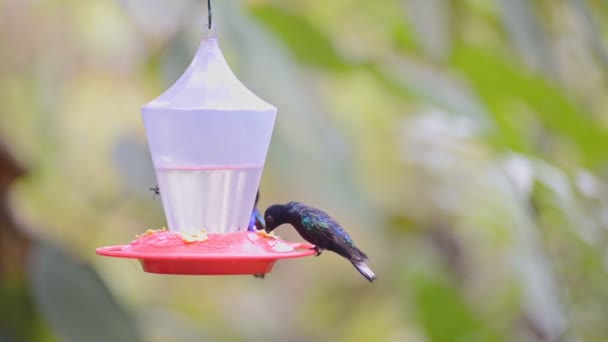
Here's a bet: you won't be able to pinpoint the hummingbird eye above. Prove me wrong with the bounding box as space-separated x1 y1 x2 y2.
266 215 273 224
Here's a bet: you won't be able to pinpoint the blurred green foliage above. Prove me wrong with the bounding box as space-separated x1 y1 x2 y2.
1 0 608 341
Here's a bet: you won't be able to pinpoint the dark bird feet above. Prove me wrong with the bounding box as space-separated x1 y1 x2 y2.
253 273 266 279
311 246 323 257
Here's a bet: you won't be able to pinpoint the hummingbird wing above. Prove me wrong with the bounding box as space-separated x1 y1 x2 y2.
253 208 265 230
299 208 360 257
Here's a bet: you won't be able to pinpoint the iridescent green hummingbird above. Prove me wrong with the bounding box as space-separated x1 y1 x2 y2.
264 202 375 282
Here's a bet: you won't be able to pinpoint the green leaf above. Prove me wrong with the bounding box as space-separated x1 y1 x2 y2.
413 275 502 342
249 5 352 72
0 276 53 342
392 21 419 53
27 241 141 342
451 43 608 168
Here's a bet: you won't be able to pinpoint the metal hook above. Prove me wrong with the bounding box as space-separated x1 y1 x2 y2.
207 0 212 29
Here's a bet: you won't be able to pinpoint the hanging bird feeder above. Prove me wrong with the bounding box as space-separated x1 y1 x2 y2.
96 1 315 275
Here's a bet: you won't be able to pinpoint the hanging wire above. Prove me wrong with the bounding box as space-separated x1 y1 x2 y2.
207 0 212 29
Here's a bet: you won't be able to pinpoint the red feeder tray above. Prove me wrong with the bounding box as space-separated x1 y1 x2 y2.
96 230 315 275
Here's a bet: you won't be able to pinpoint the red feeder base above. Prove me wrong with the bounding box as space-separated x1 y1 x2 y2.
96 230 315 275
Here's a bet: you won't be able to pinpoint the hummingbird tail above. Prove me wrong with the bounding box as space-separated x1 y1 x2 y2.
352 260 376 282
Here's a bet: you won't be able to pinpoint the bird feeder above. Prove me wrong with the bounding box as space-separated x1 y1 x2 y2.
96 8 314 275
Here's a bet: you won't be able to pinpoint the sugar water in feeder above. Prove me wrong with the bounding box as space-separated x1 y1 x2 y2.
142 29 274 234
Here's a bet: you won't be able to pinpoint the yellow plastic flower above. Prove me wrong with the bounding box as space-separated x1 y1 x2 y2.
136 227 166 238
256 229 279 240
181 229 209 243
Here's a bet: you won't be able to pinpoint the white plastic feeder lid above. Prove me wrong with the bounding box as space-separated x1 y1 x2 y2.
143 30 275 111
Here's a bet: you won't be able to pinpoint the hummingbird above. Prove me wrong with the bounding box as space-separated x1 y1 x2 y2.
248 191 265 232
264 202 376 282
249 190 267 279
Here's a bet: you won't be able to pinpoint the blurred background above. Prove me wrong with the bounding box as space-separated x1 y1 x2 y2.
1 0 608 341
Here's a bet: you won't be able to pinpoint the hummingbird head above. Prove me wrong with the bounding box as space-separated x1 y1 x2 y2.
264 204 290 233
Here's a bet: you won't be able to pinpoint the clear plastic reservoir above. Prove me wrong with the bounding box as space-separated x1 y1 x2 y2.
141 31 276 234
